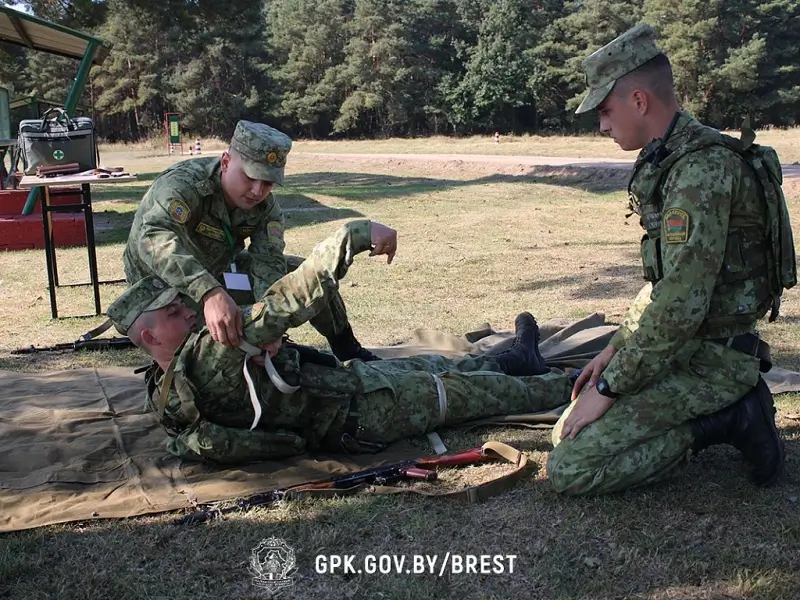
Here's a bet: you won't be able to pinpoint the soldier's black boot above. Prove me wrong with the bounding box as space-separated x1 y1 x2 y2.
493 312 549 376
327 325 381 362
690 378 784 486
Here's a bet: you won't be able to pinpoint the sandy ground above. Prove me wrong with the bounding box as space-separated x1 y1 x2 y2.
302 152 800 196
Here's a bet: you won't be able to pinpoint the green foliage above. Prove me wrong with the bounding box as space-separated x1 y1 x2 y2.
266 0 348 136
1 0 799 139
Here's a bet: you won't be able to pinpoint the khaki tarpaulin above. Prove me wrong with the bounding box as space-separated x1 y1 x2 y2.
2 313 799 532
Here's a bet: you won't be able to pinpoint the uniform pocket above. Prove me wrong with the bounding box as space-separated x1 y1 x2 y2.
640 234 663 282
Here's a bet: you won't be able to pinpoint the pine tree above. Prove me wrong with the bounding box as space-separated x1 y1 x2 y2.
447 0 554 133
167 0 270 137
334 0 420 136
91 0 171 140
266 0 348 138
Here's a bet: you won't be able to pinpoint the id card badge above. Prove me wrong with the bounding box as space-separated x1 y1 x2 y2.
223 263 252 291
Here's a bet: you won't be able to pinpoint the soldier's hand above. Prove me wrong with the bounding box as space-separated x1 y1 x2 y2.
202 287 243 347
571 344 617 401
369 222 398 264
559 386 616 440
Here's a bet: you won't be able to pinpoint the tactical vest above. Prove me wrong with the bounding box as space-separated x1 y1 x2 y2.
628 121 796 329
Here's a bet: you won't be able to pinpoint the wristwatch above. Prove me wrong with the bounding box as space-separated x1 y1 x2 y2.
596 377 620 399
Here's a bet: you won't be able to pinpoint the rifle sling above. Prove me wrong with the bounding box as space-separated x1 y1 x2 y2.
78 318 114 342
283 441 529 504
156 355 179 419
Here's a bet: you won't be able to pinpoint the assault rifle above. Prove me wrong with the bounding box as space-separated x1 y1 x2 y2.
11 336 134 354
174 445 501 525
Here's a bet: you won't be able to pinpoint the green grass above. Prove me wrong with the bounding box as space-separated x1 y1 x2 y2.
1 144 799 599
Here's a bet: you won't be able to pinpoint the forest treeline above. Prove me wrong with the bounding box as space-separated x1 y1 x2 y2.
1 0 798 141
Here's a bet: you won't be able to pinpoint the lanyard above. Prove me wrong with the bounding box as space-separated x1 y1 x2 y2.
221 223 237 271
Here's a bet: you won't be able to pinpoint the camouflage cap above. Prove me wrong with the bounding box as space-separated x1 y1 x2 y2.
107 276 179 336
229 120 293 185
575 23 661 114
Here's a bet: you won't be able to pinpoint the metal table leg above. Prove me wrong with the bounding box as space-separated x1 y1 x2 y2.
81 183 102 315
39 186 59 319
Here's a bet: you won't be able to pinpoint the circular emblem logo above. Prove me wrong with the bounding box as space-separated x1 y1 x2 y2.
53 150 65 160
168 199 191 224
266 151 277 164
250 537 296 593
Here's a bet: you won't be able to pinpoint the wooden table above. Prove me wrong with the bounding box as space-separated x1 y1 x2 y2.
19 173 138 318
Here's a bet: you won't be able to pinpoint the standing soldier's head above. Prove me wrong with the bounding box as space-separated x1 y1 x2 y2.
576 23 680 151
220 121 292 211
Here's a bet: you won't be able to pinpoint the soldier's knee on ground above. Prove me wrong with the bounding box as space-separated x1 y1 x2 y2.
546 441 601 496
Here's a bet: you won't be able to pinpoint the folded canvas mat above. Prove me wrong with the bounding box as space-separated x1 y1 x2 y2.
3 313 798 532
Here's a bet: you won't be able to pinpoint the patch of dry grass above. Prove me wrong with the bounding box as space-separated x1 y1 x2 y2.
1 145 800 599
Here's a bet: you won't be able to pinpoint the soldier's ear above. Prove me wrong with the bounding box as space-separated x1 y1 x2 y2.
632 89 649 115
140 327 157 346
220 151 231 172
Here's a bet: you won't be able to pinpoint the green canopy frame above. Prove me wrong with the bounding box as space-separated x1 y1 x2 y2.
0 6 111 213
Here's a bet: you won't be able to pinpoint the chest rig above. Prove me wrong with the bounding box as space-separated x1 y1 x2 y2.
627 113 796 324
626 112 680 283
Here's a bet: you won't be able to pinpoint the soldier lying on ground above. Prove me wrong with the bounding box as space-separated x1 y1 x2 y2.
109 219 570 463
109 220 786 492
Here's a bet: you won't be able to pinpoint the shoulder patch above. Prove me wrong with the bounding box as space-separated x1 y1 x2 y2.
195 221 226 242
663 208 690 243
169 199 191 224
267 221 284 241
241 302 266 325
244 302 265 325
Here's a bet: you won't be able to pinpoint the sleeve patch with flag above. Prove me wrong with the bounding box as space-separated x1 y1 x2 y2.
169 199 191 224
267 221 284 241
663 208 689 243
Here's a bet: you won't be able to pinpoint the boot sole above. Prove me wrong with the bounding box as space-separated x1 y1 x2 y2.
752 385 785 487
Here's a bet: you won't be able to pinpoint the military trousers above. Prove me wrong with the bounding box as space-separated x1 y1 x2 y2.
547 340 759 495
231 252 350 339
285 255 349 339
346 354 572 444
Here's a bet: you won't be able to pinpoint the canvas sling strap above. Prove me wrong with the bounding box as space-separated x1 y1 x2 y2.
238 339 300 430
153 340 300 428
284 441 530 504
78 317 115 341
427 373 449 455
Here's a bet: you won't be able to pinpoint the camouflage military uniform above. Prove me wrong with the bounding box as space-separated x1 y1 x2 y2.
115 221 571 464
548 25 779 494
122 122 349 339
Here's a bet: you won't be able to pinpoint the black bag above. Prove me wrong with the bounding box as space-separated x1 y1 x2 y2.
18 107 98 175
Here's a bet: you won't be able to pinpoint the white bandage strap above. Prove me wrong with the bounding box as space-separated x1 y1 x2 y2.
427 374 449 455
432 373 447 425
238 340 300 430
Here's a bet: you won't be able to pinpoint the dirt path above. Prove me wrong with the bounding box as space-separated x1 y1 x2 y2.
300 152 800 181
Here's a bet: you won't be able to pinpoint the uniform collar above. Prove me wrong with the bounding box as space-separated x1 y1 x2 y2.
662 110 697 151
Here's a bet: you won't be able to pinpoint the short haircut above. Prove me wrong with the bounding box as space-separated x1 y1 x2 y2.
127 310 157 348
614 52 676 105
